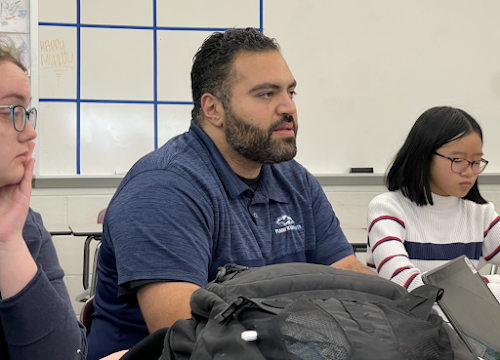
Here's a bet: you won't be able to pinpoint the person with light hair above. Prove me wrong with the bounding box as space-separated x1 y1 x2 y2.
0 48 87 359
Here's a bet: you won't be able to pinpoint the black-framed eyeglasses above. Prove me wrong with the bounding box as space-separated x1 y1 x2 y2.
434 152 488 175
0 104 37 132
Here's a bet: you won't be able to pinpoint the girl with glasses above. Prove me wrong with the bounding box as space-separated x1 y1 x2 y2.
367 106 500 295
0 49 87 359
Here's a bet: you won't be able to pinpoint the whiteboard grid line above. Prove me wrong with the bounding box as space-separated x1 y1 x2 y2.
38 22 78 27
39 22 258 32
76 0 81 174
39 99 193 105
260 0 263 30
153 0 158 150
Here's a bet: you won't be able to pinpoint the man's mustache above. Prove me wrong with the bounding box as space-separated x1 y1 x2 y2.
271 115 296 132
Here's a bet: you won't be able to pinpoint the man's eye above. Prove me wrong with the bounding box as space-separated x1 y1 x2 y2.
289 91 297 98
453 159 465 164
260 92 272 99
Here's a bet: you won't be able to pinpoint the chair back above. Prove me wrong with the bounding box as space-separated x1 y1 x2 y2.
80 295 95 336
97 208 107 224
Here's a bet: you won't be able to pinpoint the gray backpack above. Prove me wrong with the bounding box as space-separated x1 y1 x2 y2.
125 263 476 360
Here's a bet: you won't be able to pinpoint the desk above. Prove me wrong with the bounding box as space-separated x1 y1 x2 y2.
69 224 103 238
342 227 368 253
45 224 72 236
70 224 103 299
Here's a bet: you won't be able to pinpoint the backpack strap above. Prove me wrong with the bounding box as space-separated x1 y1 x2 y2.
214 264 250 283
393 284 444 320
213 296 254 324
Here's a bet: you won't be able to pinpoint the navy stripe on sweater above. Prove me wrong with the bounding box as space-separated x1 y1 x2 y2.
404 241 482 261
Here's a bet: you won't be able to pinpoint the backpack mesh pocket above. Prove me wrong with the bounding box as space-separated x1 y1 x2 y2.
379 303 440 360
276 298 353 360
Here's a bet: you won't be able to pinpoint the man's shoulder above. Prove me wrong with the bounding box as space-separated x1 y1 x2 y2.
134 132 199 173
107 129 223 215
119 131 210 189
273 158 307 173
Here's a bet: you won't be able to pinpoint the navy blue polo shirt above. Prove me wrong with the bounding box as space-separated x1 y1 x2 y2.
87 121 353 360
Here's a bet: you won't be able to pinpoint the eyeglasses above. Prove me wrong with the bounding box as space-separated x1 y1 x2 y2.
0 104 37 132
434 152 488 175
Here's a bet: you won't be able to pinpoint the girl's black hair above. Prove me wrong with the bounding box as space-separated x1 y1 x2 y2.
387 106 487 206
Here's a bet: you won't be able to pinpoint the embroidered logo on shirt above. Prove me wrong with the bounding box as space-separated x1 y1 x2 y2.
274 215 302 234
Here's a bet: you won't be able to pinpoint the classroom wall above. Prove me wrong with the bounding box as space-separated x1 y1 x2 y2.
30 183 500 315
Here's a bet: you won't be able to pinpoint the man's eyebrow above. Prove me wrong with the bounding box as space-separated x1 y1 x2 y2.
249 80 297 93
249 82 281 93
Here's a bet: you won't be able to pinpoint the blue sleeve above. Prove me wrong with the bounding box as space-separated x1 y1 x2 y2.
0 209 87 360
108 170 214 289
307 173 354 265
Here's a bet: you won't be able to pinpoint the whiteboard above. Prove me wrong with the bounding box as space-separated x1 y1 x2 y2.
37 0 500 176
37 0 261 176
264 0 500 174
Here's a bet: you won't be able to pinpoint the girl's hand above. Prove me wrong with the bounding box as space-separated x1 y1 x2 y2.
0 141 35 244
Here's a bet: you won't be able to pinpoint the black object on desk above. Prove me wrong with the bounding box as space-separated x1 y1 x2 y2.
351 243 367 253
350 167 374 173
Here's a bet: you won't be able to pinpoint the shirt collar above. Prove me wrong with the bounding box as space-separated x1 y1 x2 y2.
258 165 288 203
190 121 288 203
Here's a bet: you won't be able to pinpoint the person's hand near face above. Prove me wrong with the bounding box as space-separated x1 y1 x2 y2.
0 140 35 243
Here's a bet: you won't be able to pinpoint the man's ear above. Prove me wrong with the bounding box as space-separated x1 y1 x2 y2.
201 93 224 128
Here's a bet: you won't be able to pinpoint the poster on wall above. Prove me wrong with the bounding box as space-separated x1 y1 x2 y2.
0 0 30 71
0 0 30 33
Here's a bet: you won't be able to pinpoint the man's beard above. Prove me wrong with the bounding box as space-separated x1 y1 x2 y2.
224 106 298 165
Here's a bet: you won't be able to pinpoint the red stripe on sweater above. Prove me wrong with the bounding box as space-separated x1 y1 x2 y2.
372 236 402 252
369 216 405 232
484 216 500 237
391 266 411 279
404 273 418 289
484 244 500 261
377 254 408 273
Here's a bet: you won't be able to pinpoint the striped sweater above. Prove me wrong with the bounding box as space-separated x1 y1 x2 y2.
366 191 500 292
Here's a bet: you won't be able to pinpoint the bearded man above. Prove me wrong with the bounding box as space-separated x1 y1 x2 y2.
88 28 372 360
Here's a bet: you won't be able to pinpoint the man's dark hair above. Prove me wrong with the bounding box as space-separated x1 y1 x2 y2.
0 47 27 72
191 28 279 124
387 106 487 206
